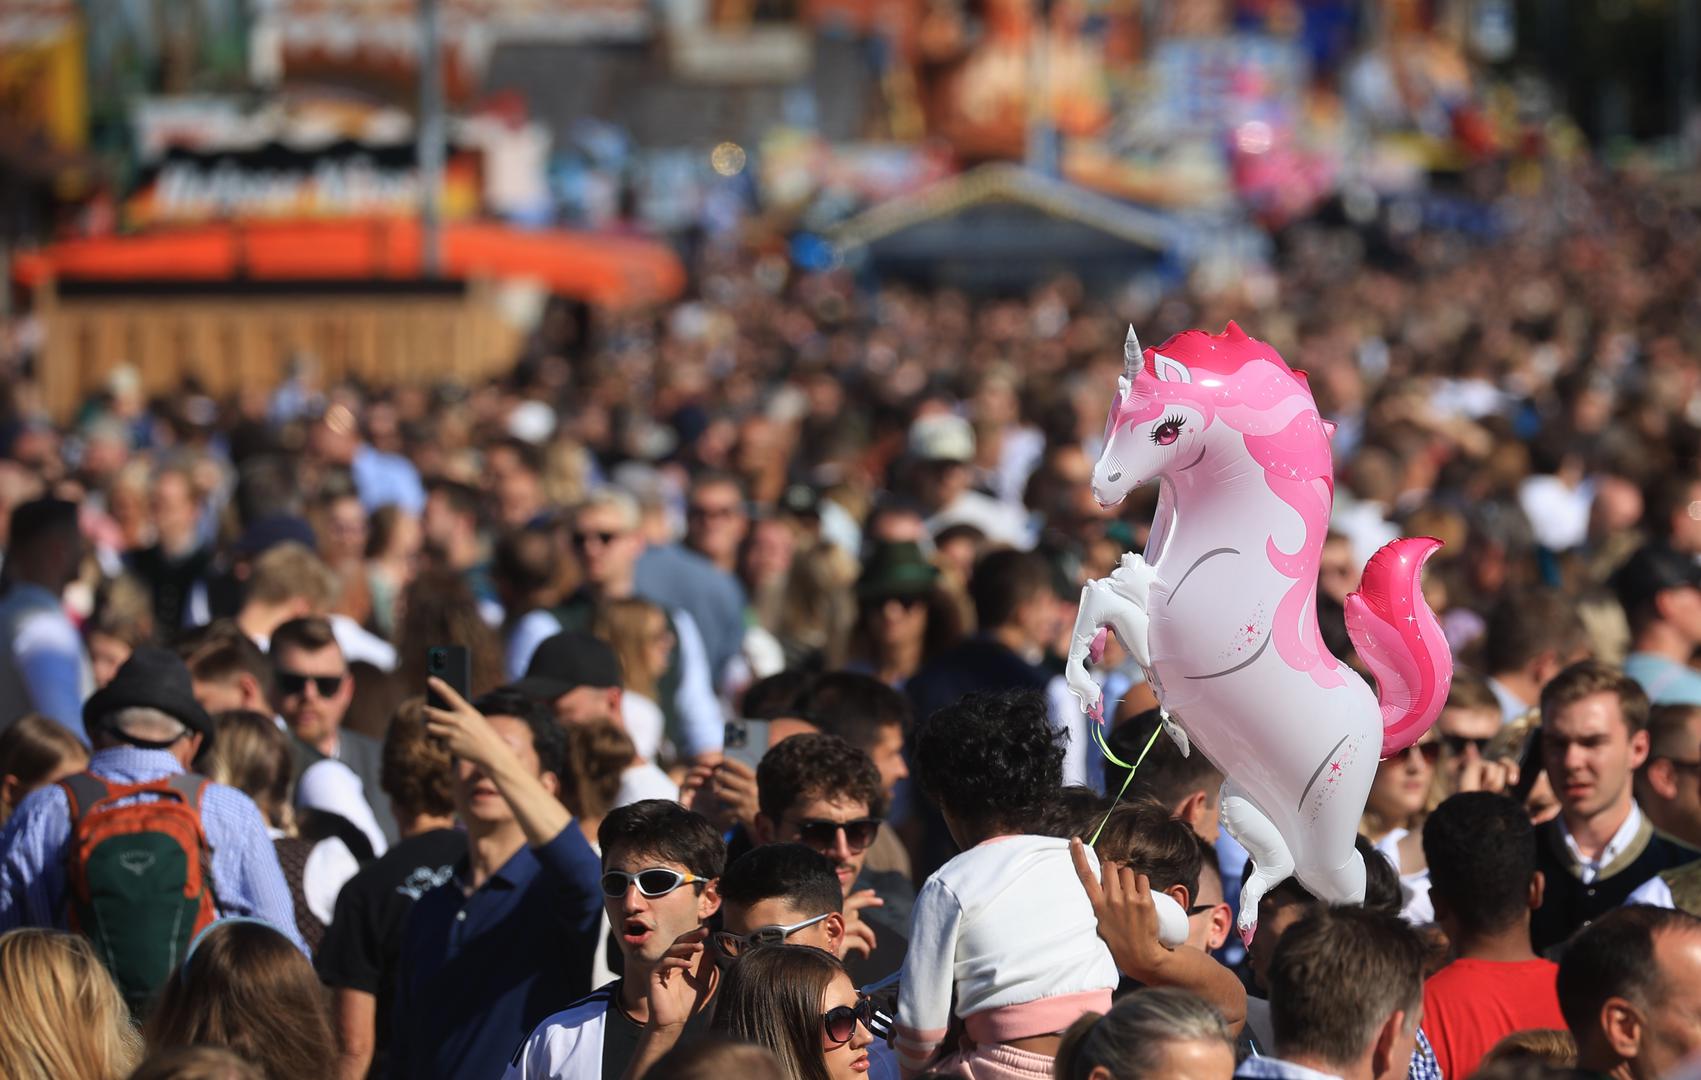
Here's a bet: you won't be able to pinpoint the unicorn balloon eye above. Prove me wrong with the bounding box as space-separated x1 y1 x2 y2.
1150 414 1184 446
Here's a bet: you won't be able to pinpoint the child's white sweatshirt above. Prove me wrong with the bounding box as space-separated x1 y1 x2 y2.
893 834 1118 1075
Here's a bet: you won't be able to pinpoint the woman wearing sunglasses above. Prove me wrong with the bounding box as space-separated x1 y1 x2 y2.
1360 730 1443 924
712 945 876 1080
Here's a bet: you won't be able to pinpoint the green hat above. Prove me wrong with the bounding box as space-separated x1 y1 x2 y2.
857 540 940 601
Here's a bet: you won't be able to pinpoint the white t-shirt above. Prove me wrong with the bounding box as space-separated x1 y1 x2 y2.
503 983 616 1080
616 763 679 808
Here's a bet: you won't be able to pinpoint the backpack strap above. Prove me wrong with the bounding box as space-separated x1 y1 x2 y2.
166 772 210 812
59 773 110 825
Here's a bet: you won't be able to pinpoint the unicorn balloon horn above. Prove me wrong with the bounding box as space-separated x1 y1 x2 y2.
1065 322 1453 942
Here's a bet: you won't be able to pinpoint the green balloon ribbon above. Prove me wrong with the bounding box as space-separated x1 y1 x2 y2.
1087 717 1164 847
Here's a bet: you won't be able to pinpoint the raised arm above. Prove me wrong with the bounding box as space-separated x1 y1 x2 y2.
425 677 571 847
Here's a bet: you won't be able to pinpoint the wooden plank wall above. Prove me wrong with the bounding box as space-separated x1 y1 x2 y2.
35 282 522 419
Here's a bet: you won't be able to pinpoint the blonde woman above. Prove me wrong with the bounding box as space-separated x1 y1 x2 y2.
593 597 673 763
1360 728 1443 924
0 928 142 1079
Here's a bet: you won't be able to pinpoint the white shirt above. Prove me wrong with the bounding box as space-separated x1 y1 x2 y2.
1372 828 1435 925
1559 803 1644 884
1488 676 1532 725
1628 874 1676 909
504 982 616 1080
615 763 679 808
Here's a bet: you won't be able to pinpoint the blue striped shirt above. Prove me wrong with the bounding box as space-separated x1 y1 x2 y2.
0 746 305 951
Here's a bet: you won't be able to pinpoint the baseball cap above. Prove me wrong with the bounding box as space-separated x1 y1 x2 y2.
1611 545 1701 616
908 414 974 464
511 631 624 701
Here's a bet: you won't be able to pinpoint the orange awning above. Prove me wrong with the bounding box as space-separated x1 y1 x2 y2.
13 219 687 308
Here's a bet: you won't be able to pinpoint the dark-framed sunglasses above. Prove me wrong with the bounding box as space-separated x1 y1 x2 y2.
600 868 707 899
711 912 832 959
793 818 882 853
1441 734 1492 756
1398 742 1442 766
823 995 876 1046
572 530 621 550
276 671 345 698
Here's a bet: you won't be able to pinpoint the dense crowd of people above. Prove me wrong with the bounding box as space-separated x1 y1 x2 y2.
1 156 1701 1080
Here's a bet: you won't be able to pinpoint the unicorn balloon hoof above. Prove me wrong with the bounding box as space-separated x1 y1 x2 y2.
1067 322 1453 933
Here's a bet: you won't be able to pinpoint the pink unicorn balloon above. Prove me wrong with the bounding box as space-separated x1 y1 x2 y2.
1064 322 1453 940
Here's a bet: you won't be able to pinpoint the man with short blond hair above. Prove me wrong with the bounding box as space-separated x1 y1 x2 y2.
1532 660 1701 952
514 489 722 760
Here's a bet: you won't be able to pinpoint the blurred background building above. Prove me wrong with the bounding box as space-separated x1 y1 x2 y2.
1 0 1699 413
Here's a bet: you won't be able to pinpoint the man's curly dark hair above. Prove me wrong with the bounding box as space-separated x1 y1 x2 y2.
756 733 885 821
914 690 1065 833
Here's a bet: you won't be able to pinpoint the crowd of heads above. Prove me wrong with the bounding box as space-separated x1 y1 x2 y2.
1 156 1701 1078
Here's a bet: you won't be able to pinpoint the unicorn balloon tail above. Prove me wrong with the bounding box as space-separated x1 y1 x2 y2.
1065 322 1453 941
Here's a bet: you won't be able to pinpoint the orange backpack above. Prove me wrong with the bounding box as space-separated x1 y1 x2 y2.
59 773 219 1012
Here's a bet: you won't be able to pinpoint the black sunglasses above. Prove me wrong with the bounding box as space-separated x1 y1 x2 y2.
793 818 882 853
572 530 621 549
1441 734 1492 756
1395 742 1442 766
823 996 876 1046
276 671 345 698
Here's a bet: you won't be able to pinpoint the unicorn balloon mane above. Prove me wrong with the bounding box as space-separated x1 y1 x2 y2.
1065 321 1452 940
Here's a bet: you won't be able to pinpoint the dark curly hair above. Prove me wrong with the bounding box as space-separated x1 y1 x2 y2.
756 733 884 821
913 690 1065 833
380 699 455 819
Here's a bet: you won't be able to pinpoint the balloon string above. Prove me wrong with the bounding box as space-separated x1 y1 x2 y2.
1087 719 1164 847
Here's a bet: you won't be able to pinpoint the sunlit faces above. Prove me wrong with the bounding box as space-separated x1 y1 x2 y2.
1542 691 1649 823
272 643 353 753
87 632 133 689
1367 736 1439 825
865 724 908 798
572 504 642 588
869 595 928 652
819 972 874 1080
686 482 747 566
767 796 877 897
718 896 844 958
453 714 556 826
602 851 720 967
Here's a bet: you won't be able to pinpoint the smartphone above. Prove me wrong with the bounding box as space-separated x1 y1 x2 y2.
1509 724 1543 805
723 718 772 771
426 645 471 711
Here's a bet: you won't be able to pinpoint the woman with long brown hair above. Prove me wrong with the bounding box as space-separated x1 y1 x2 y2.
392 568 506 704
0 928 141 1080
593 597 672 763
0 714 88 825
713 946 875 1080
145 920 337 1080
